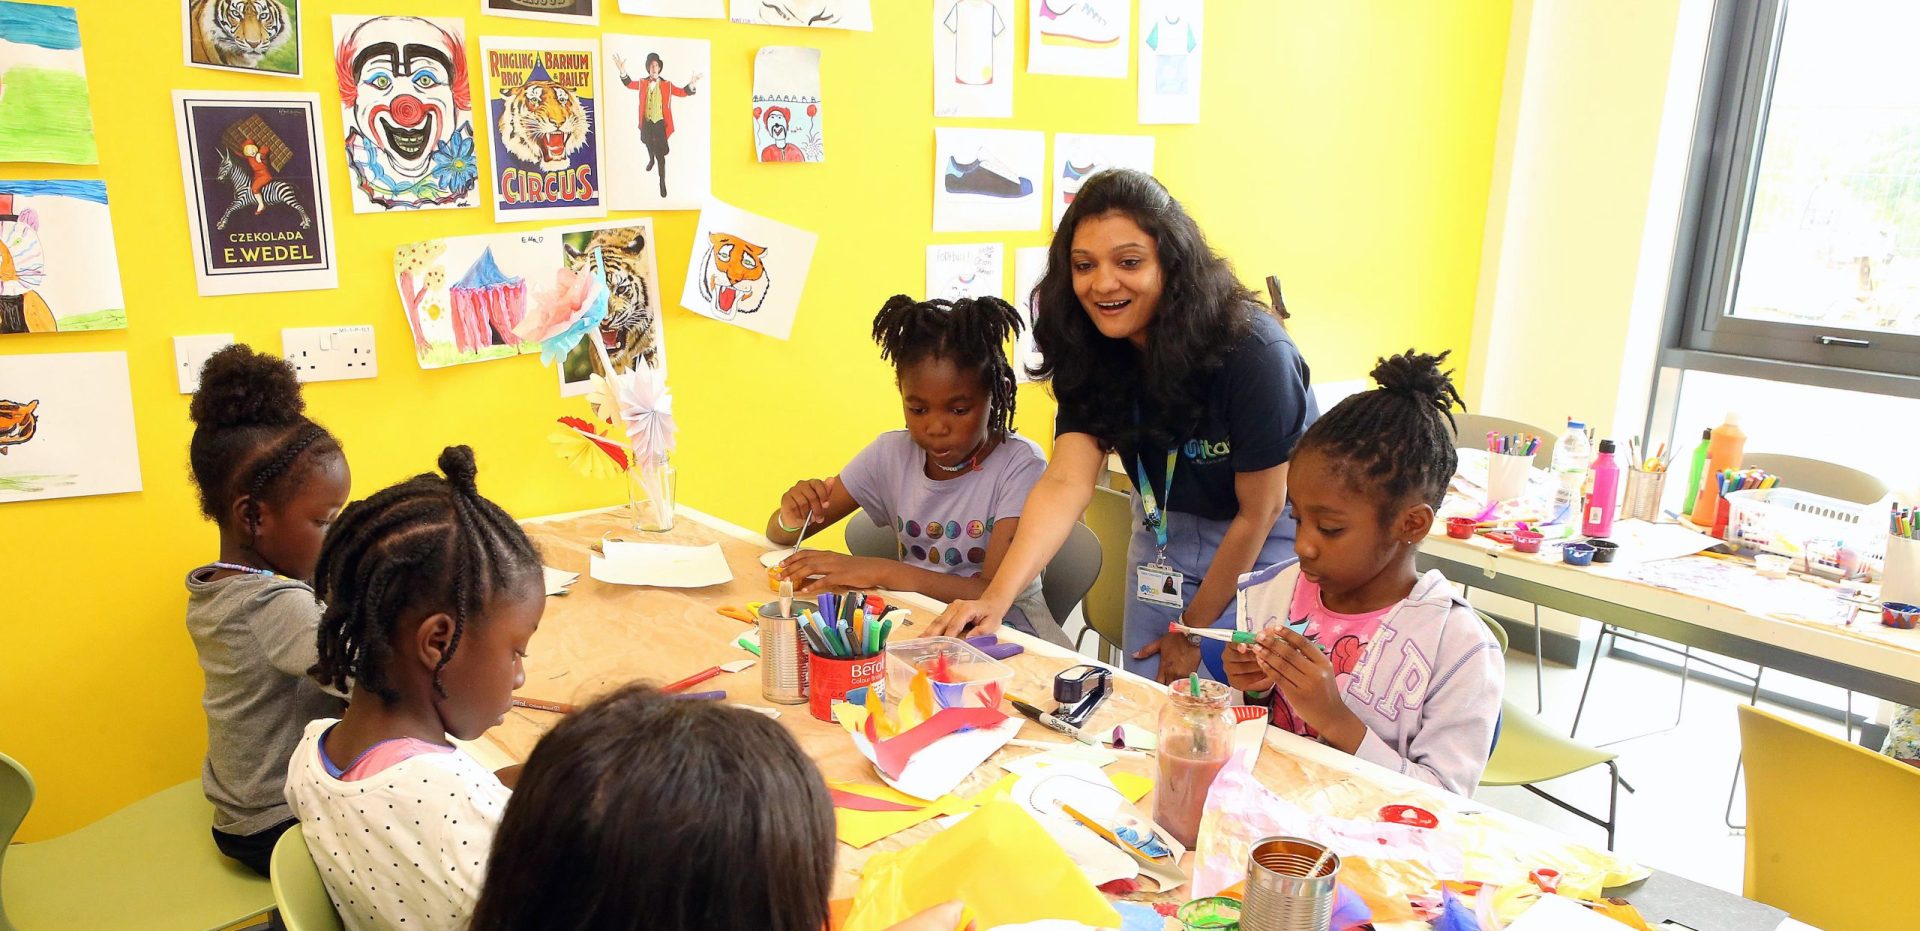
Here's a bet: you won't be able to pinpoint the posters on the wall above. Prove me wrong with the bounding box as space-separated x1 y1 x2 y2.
0 351 141 504
602 34 710 211
1010 245 1047 382
1050 132 1154 228
332 15 479 214
932 0 1013 119
1138 0 1201 124
621 0 723 17
933 127 1043 233
1027 0 1128 79
752 46 823 163
483 0 598 25
0 2 97 164
394 229 547 369
555 218 665 395
926 242 1003 304
0 181 125 335
184 0 302 78
481 37 606 224
730 0 870 31
173 91 338 296
680 198 816 340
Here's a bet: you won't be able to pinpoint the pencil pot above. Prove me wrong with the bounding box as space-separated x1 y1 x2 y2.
1240 836 1340 931
1622 467 1667 523
757 602 809 706
1486 452 1532 503
1884 536 1920 606
807 650 887 723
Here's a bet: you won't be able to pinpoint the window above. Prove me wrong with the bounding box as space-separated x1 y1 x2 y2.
1667 0 1920 393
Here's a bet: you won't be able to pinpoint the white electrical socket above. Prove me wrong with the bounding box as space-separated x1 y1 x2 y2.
175 333 237 394
282 325 378 384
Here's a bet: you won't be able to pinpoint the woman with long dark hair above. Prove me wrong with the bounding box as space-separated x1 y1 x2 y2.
930 169 1317 684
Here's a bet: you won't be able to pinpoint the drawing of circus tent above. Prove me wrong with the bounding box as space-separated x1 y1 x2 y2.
449 246 527 353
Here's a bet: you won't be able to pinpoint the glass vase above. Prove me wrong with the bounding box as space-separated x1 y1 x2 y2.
627 456 676 532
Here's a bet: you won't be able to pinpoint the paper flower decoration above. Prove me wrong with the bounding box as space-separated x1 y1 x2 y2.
604 365 677 466
548 415 630 480
513 260 609 367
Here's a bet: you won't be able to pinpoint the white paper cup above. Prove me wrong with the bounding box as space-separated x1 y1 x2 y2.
1486 452 1532 503
1884 536 1920 606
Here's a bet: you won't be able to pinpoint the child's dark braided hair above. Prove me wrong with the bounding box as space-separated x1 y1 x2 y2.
187 344 344 535
1294 349 1464 516
871 294 1022 439
310 446 540 702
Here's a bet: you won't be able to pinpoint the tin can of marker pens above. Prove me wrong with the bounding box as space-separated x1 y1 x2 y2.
758 601 809 705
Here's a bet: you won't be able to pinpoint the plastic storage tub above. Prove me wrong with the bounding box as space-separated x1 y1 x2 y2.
885 636 1012 710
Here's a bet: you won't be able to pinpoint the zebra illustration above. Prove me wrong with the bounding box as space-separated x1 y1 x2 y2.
214 148 311 231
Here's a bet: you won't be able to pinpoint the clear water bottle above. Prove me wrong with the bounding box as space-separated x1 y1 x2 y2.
1550 419 1591 522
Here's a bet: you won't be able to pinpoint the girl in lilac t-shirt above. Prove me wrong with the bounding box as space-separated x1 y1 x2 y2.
768 295 1063 644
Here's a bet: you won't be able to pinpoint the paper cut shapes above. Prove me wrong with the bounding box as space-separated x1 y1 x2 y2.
1138 0 1202 123
481 38 606 224
680 198 816 340
926 243 1003 305
934 127 1044 232
0 182 124 335
0 2 96 163
1028 0 1129 79
731 0 871 30
484 0 597 25
185 0 301 78
934 0 1013 118
332 16 478 213
1051 132 1154 228
603 34 711 210
753 46 823 163
173 91 338 297
0 351 141 504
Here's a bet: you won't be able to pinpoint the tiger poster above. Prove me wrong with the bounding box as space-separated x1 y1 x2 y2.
172 91 338 296
184 0 302 78
679 198 816 341
554 218 664 396
481 37 606 224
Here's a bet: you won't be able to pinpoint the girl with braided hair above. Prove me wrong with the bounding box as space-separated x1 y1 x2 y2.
767 293 1064 644
285 446 544 931
1223 350 1504 794
183 343 350 876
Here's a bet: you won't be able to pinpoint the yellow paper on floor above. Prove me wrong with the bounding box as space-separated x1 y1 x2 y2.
841 800 1123 931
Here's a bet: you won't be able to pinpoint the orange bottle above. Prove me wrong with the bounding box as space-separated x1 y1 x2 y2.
1688 412 1747 526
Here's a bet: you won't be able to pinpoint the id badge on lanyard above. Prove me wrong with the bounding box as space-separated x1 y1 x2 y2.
1134 449 1185 609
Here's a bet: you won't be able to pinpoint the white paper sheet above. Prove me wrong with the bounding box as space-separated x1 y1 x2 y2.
542 566 580 595
1010 246 1049 383
1001 744 1117 776
589 541 734 587
0 351 141 504
1050 132 1154 228
1137 0 1202 123
1504 891 1628 930
621 0 723 16
679 198 818 340
731 0 871 30
926 243 1004 303
1597 519 1719 566
934 127 1045 232
934 0 1015 118
1028 0 1130 78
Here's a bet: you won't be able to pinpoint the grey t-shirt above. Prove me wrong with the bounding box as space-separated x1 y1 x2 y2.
839 431 1064 643
184 566 345 836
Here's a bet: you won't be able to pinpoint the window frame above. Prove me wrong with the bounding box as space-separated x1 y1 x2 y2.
1663 0 1920 397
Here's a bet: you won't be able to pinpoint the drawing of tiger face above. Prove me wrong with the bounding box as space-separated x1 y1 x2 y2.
698 233 769 319
564 227 659 371
0 399 38 456
498 80 589 172
192 0 291 68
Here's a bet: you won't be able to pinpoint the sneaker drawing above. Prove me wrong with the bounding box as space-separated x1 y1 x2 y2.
1059 160 1097 205
945 152 1034 198
1037 0 1121 45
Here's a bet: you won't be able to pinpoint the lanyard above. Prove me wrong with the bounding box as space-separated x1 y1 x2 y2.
1133 449 1179 554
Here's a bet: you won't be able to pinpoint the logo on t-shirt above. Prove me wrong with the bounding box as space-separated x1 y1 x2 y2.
1184 437 1231 464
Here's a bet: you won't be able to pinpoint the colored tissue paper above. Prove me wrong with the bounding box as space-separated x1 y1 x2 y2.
839 699 1019 801
840 801 1122 931
828 780 974 849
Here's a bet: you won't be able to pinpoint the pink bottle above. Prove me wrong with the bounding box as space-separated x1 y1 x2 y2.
1582 439 1621 538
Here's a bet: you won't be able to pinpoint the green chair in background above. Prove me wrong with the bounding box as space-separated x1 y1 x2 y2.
0 752 274 930
269 828 342 931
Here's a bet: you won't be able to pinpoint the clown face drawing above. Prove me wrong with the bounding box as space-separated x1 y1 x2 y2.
335 16 477 211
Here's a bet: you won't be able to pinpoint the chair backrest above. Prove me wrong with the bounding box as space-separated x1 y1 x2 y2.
1041 521 1103 624
843 512 898 560
271 826 344 931
1737 704 1920 929
1739 452 1888 505
0 752 35 931
1450 413 1558 468
1474 609 1511 655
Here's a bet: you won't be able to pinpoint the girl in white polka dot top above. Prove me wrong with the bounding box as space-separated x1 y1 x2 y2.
284 447 546 931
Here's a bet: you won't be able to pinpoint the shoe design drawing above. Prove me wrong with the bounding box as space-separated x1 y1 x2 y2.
1037 0 1121 45
945 153 1034 198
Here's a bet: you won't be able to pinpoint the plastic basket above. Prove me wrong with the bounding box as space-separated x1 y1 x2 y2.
1724 487 1887 577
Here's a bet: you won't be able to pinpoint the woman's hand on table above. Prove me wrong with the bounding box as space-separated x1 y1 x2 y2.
927 596 1008 639
1253 626 1366 753
1135 630 1202 685
1222 641 1275 694
777 550 889 595
883 901 970 931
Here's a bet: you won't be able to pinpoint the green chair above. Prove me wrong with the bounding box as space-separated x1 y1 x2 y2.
0 752 275 930
1472 612 1627 850
270 827 342 931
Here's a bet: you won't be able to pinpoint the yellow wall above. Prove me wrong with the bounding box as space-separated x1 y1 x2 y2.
2 0 1510 839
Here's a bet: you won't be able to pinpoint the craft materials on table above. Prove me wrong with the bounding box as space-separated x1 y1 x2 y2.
588 540 733 587
799 590 903 659
1155 676 1235 849
660 658 756 693
839 672 1022 800
1169 621 1254 644
1486 432 1542 457
541 566 579 596
1052 665 1113 729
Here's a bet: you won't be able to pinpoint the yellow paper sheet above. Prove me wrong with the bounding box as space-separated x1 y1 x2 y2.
830 780 973 849
841 800 1123 931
